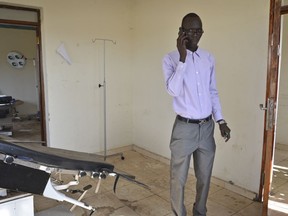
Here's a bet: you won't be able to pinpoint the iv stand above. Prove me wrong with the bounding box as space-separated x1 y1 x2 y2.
93 38 124 161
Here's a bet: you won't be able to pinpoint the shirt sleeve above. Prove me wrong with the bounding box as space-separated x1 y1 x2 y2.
162 54 186 97
209 54 224 122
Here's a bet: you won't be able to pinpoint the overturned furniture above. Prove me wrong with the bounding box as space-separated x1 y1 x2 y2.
0 140 148 215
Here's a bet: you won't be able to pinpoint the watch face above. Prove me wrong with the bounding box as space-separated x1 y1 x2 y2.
7 51 26 69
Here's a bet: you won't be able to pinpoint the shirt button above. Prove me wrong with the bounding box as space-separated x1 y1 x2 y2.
196 71 199 74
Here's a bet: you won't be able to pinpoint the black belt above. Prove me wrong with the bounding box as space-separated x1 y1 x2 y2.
177 115 212 124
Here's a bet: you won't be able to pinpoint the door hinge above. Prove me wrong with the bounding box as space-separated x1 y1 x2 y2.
277 44 280 56
261 171 265 186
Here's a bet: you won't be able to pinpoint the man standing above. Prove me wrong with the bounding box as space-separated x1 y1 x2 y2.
162 13 231 216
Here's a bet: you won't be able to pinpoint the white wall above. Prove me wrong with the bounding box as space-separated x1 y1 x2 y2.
0 28 38 115
41 0 134 153
131 0 269 193
2 0 134 153
276 14 288 145
2 0 270 194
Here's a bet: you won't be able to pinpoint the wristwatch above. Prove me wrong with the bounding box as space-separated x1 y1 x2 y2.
217 119 226 125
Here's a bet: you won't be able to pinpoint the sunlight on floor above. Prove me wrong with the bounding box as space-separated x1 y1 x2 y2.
269 144 288 216
269 200 288 214
273 165 288 171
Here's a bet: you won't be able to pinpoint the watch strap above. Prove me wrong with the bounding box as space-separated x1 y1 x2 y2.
217 119 226 125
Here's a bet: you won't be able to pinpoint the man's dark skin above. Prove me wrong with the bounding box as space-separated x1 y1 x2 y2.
176 16 231 141
177 16 203 62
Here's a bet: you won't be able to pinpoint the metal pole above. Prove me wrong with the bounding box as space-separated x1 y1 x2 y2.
93 38 124 161
103 41 107 159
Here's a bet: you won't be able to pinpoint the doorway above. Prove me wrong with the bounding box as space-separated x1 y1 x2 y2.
260 0 288 215
268 5 288 215
0 4 46 145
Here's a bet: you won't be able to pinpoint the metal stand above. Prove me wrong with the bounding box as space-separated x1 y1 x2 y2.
92 38 124 161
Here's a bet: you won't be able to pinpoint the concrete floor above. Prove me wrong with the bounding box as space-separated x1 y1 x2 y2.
32 148 264 216
5 120 288 215
268 143 288 216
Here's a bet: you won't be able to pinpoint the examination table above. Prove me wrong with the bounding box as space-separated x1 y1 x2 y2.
0 140 148 215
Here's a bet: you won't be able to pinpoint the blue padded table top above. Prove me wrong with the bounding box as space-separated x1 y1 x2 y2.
0 140 114 172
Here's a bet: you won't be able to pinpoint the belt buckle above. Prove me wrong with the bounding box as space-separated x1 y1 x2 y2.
199 119 206 125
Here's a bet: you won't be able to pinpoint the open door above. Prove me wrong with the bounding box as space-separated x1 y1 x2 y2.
259 0 287 215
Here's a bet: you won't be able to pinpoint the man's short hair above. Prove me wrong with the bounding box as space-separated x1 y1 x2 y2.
182 13 202 26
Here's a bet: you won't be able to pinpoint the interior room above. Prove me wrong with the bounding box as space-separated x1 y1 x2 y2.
0 0 287 216
0 26 41 141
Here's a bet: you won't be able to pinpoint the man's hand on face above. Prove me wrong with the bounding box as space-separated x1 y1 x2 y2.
177 28 188 63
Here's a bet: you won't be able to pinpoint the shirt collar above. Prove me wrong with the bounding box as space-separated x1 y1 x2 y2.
187 47 201 58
